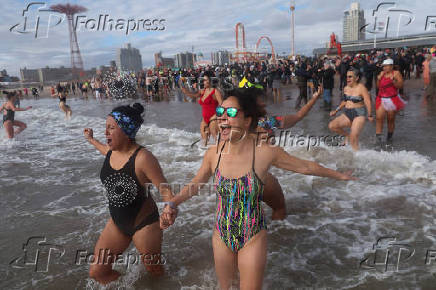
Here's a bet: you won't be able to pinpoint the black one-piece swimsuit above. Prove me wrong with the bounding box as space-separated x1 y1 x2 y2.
100 146 159 236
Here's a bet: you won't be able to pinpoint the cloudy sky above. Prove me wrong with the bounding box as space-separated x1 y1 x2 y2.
1 0 435 76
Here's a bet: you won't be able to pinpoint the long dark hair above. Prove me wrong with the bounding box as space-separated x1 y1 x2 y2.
224 88 266 131
203 71 214 88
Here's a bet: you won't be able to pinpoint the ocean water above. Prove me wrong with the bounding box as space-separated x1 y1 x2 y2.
1 87 436 289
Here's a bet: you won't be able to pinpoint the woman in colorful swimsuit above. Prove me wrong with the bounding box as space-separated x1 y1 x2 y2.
375 58 405 145
328 68 373 151
181 72 223 144
160 89 356 289
84 103 174 285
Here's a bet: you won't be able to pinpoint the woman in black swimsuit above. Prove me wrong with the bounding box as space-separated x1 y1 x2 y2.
1 91 32 139
56 86 72 119
84 103 174 285
328 68 373 151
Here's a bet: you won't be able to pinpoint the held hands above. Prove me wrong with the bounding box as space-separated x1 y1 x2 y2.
368 116 374 122
330 110 337 117
160 204 178 230
83 128 93 141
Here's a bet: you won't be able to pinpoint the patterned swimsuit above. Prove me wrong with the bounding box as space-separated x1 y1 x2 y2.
214 140 267 252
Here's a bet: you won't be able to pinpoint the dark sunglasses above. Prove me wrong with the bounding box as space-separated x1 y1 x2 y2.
216 106 240 118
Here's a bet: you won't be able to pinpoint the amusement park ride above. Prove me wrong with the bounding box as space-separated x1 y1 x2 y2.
231 22 276 63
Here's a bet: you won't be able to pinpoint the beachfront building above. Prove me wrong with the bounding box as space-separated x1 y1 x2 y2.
116 43 143 72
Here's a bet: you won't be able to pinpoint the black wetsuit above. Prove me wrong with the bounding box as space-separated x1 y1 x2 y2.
59 95 66 103
100 146 159 236
3 109 14 123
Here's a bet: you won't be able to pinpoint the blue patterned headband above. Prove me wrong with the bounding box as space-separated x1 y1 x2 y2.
109 111 141 139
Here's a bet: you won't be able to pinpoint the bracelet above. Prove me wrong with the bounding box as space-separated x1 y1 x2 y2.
165 201 177 210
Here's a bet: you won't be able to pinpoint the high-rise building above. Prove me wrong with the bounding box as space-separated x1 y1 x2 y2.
116 43 143 72
175 52 196 68
343 2 365 42
154 52 175 68
211 51 231 66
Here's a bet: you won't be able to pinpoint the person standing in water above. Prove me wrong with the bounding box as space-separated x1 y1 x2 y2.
181 72 223 144
84 103 175 285
328 68 373 151
375 58 405 146
1 91 32 139
160 89 356 290
426 53 436 99
422 54 432 90
56 86 72 119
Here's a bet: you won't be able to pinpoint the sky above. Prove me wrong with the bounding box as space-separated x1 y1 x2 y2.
1 0 435 76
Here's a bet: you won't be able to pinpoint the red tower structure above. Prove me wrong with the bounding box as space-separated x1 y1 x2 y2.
50 3 87 80
328 32 342 56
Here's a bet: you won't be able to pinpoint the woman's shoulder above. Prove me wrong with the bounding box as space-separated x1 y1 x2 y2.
136 146 153 161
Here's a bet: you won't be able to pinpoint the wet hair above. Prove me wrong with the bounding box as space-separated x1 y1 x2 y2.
224 88 266 131
347 68 361 82
110 103 145 126
3 90 16 100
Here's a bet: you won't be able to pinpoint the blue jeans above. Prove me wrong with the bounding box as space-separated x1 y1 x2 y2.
323 89 332 103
